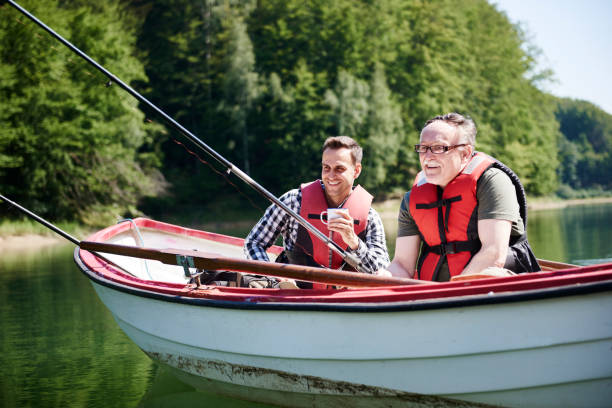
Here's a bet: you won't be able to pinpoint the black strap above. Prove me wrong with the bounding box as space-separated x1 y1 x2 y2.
427 239 481 256
415 195 462 210
418 239 481 281
415 195 461 233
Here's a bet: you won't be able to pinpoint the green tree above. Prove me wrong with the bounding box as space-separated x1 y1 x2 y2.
325 70 370 138
3 0 594 228
246 0 560 195
555 98 612 191
135 0 264 213
0 0 164 225
363 65 405 192
385 0 560 194
219 16 260 174
325 66 405 192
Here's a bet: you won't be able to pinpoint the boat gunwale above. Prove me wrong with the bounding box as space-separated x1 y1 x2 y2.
88 217 284 254
74 246 612 312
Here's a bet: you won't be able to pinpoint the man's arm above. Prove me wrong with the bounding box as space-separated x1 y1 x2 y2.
460 218 511 276
352 209 390 273
386 235 421 279
382 191 421 278
458 167 519 276
243 190 298 261
243 211 279 262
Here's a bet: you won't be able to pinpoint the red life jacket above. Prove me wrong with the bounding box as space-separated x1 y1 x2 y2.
293 180 372 270
409 152 494 281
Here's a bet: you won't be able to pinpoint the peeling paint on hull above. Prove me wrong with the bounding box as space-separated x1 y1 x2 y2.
146 351 494 408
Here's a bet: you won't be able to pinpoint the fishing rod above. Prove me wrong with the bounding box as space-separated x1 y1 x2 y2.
5 0 361 270
0 193 80 245
0 193 137 277
0 194 421 286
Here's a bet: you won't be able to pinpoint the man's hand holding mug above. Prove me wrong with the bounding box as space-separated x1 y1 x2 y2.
320 208 358 250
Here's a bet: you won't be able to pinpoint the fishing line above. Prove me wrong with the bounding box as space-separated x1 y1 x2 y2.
171 138 265 213
169 139 325 269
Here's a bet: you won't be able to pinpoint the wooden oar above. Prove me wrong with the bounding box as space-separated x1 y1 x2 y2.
537 259 578 271
450 259 580 282
80 241 429 288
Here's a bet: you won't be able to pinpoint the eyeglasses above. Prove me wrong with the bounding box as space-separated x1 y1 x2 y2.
414 144 467 154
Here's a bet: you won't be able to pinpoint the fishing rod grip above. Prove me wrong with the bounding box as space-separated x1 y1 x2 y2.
340 251 361 270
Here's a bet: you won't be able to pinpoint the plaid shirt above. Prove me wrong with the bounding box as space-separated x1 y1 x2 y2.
244 185 390 274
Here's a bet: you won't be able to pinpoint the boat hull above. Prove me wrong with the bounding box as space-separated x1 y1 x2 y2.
87 279 612 408
75 218 612 407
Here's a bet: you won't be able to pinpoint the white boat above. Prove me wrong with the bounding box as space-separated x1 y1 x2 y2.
74 217 612 408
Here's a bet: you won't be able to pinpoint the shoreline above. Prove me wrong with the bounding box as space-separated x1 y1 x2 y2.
0 233 66 253
372 196 612 219
526 196 612 210
2 197 611 250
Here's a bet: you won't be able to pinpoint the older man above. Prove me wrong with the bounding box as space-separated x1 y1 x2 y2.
387 113 540 282
244 136 390 288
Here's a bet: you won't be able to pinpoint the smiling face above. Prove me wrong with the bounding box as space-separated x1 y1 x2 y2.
419 121 473 188
321 147 362 207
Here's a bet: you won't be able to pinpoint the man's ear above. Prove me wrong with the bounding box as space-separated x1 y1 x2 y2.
354 163 362 179
462 145 474 161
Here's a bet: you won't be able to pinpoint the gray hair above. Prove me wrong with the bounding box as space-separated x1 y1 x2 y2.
424 112 477 146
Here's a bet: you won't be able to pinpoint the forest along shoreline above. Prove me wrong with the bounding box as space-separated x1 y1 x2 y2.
374 196 612 227
2 196 612 252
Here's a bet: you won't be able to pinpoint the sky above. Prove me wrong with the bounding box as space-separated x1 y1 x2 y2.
492 0 612 114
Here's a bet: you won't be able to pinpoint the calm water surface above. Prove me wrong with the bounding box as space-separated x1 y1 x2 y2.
1 203 611 407
527 203 612 265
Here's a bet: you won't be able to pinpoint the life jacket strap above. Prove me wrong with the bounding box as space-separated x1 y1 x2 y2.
416 195 462 232
415 195 462 209
427 239 481 256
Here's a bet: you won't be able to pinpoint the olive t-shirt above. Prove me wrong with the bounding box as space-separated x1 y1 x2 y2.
397 167 524 281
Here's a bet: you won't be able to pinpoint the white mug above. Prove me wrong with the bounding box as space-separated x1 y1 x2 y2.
320 208 349 225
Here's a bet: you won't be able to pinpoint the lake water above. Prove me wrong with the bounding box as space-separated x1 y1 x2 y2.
1 203 611 407
527 203 612 265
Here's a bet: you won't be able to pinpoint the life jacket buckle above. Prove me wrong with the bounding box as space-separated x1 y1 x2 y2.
442 242 458 255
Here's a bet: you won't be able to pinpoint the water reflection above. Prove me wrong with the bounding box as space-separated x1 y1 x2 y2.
0 244 155 408
138 367 275 408
0 243 278 408
380 202 612 264
528 203 612 265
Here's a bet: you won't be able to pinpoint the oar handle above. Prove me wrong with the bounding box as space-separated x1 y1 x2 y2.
537 259 578 271
80 241 428 288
